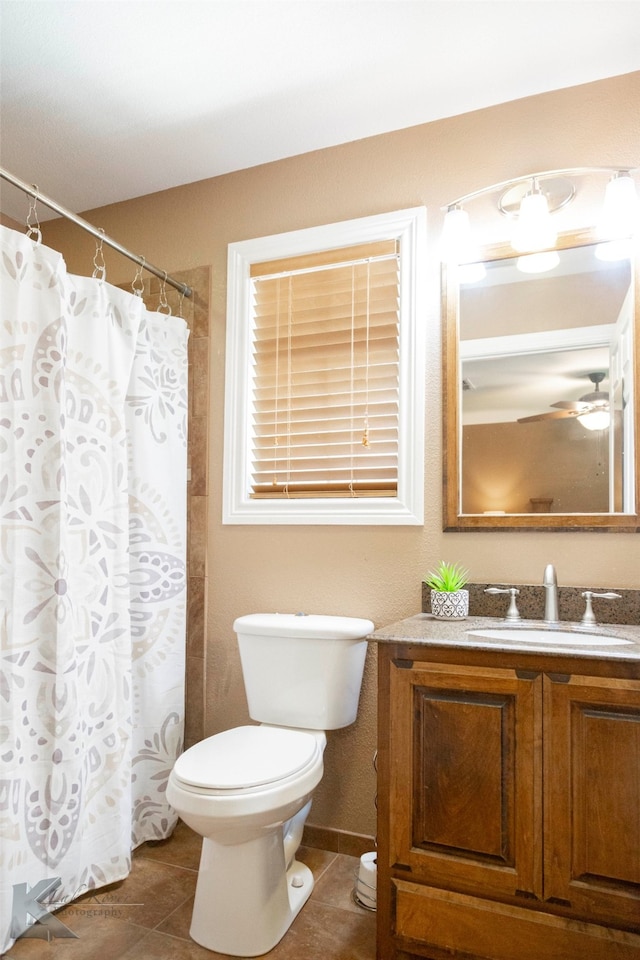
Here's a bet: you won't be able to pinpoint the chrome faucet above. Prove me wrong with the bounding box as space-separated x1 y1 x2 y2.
543 564 559 624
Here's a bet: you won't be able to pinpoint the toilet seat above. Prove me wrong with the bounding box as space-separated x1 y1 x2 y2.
173 725 320 790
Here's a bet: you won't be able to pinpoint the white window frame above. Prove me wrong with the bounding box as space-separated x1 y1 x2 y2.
223 206 426 525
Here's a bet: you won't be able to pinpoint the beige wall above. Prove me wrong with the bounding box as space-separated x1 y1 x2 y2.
40 72 640 840
462 419 611 513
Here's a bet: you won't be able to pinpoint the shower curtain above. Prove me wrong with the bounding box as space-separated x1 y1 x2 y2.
0 225 188 951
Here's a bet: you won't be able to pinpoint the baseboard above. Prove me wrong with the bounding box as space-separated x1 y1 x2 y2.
302 823 376 859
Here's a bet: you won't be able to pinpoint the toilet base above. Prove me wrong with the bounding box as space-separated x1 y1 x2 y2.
190 822 314 956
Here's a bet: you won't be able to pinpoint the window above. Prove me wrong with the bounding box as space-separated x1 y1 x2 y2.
223 207 426 524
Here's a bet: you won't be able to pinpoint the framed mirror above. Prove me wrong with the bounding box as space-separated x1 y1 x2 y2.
442 228 639 531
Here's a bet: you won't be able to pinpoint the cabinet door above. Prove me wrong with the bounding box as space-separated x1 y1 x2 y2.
544 673 640 929
388 659 542 901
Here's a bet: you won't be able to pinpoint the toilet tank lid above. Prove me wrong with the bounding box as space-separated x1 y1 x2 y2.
233 613 374 640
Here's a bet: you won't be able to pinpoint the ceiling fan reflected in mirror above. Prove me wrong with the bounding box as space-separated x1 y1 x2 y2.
517 372 611 431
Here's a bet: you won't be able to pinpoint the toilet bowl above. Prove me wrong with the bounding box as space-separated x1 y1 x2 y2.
167 725 325 955
166 613 373 957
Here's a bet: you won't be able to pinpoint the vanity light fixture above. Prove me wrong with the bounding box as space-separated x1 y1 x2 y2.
440 166 639 272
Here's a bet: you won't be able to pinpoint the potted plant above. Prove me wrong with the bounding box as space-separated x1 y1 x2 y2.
423 561 470 620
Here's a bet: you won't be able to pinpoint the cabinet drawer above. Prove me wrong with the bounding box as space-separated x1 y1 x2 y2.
393 879 640 960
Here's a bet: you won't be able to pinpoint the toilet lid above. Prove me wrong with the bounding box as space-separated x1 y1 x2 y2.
173 725 320 790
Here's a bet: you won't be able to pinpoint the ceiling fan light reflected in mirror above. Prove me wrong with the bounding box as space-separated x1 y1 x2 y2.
576 409 610 431
517 371 610 428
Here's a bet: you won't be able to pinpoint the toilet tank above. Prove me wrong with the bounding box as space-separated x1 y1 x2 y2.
233 613 374 730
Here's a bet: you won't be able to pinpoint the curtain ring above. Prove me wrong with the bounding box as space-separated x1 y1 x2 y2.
132 257 146 297
158 271 172 315
25 186 42 245
92 228 107 281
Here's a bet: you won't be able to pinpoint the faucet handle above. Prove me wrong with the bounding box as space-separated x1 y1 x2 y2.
580 590 621 625
485 586 521 622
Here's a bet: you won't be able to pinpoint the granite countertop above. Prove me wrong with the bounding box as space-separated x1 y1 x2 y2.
370 613 640 662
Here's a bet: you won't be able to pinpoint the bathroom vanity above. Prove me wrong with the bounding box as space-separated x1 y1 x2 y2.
372 615 640 960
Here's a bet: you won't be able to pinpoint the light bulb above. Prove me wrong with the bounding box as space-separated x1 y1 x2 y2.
516 251 560 274
439 206 480 264
511 188 557 253
594 238 634 261
599 173 640 239
458 262 486 284
577 410 610 431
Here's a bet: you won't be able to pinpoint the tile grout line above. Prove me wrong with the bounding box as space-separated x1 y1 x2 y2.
307 850 339 885
136 854 199 873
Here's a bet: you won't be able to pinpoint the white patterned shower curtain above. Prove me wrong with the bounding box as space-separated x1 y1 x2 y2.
0 225 188 951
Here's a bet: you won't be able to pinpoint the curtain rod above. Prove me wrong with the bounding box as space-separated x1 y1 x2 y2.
0 167 191 298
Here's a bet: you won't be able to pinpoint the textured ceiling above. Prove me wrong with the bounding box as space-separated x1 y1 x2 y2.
1 1 640 222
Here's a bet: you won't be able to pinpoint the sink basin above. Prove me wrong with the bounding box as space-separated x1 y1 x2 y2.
467 627 632 647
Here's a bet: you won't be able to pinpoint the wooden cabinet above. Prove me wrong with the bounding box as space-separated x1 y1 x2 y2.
544 673 640 928
377 644 640 960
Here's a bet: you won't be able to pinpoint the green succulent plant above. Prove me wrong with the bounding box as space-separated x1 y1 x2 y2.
423 561 469 592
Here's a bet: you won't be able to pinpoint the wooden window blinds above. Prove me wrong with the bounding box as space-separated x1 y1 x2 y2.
249 239 400 498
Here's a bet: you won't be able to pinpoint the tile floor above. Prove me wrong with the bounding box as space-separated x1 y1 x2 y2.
3 821 376 959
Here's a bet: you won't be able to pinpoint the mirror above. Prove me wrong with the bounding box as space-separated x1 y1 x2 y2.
443 228 639 531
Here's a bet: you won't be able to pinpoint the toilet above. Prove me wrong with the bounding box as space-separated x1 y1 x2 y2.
166 612 374 957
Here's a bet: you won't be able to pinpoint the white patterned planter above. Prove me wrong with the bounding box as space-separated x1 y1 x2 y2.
430 589 469 620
